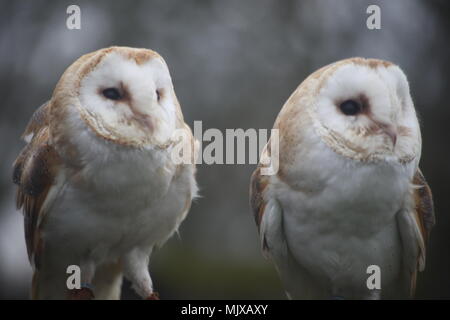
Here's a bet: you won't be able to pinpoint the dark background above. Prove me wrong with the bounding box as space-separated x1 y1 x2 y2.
0 0 449 299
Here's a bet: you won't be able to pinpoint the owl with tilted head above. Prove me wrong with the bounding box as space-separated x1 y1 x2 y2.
251 58 435 299
13 47 198 299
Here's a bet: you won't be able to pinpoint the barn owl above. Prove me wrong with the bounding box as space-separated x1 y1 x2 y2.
12 46 198 300
250 58 435 299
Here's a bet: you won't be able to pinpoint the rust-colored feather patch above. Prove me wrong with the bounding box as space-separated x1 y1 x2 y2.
407 169 435 296
13 104 62 268
412 169 435 245
250 167 269 230
21 102 51 140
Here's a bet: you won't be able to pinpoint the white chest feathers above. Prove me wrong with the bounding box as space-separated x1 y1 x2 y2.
274 144 414 293
46 138 194 264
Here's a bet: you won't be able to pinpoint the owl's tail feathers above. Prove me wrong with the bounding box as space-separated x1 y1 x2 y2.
31 270 41 300
30 262 123 300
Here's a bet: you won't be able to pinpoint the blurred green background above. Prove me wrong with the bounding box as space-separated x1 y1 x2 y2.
0 0 449 299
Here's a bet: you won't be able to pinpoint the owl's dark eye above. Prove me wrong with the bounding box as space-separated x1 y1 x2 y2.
102 88 122 100
339 99 362 116
156 89 162 101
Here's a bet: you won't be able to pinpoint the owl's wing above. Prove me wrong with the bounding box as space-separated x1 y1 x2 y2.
397 169 435 297
250 166 283 259
13 101 64 269
250 166 325 299
20 101 51 142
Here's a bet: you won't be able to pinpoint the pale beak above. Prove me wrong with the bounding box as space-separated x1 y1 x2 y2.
378 123 397 147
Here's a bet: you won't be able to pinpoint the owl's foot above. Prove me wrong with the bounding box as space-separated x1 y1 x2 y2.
67 286 95 300
145 292 160 300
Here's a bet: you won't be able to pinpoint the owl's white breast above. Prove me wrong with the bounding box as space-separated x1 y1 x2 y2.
43 110 195 265
271 136 416 296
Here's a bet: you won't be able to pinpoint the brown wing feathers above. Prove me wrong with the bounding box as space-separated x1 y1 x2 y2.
250 167 269 229
250 167 272 252
412 169 435 246
13 103 61 267
21 102 50 140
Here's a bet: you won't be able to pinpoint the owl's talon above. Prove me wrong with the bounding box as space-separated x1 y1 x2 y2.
67 287 95 300
145 292 160 300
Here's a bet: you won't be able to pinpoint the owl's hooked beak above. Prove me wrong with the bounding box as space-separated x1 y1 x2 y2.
377 122 397 147
127 102 155 133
